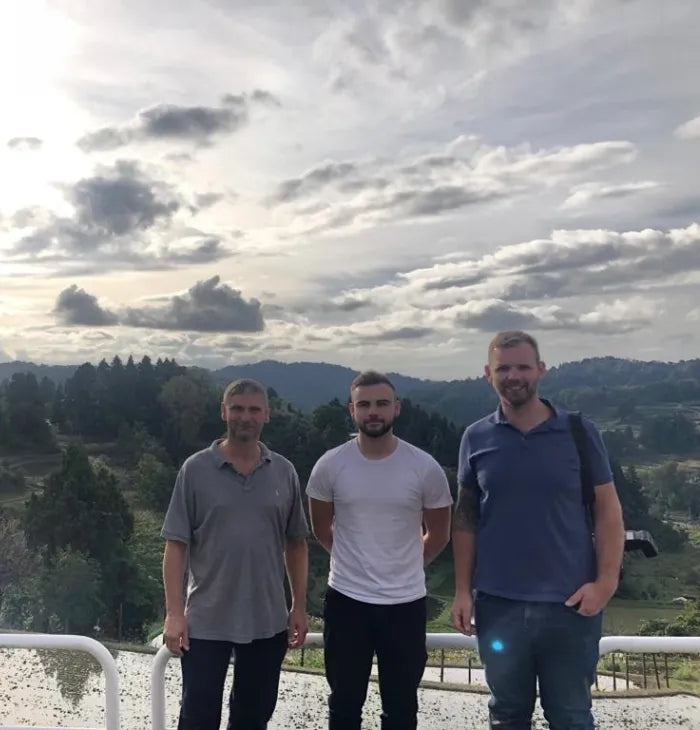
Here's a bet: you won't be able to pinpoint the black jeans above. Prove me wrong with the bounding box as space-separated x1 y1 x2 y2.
177 632 288 730
323 587 428 730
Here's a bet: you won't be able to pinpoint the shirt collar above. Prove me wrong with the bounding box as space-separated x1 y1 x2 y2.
489 398 570 431
210 439 272 469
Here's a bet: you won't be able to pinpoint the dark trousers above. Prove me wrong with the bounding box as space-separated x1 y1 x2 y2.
177 632 288 730
322 587 428 730
475 593 603 730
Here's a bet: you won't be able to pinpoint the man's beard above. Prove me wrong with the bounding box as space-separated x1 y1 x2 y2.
498 382 536 408
356 419 394 438
228 423 260 442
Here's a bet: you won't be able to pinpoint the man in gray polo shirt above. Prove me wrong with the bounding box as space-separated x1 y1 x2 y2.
161 378 309 730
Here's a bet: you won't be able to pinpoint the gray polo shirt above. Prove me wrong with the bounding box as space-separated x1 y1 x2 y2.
161 440 309 643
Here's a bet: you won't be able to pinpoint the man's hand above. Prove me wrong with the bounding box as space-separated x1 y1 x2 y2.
287 606 308 649
163 612 189 656
565 579 617 617
450 591 475 635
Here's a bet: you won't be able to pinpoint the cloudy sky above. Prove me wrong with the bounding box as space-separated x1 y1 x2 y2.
1 0 699 380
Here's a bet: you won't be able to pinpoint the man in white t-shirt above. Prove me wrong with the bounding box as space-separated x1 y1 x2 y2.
307 370 453 730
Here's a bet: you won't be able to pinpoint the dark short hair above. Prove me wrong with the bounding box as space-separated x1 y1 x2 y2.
350 370 396 395
488 331 541 362
222 378 268 405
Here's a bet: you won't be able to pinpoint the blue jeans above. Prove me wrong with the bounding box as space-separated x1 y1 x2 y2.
475 592 602 730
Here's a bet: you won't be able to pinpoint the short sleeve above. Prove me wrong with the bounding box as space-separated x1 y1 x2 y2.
422 457 453 509
161 465 192 544
457 427 477 489
305 456 333 502
583 417 614 487
286 467 310 540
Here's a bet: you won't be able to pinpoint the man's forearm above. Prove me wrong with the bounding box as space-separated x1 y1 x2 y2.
285 539 309 610
314 528 333 554
163 540 187 615
452 529 476 593
595 513 625 587
423 531 449 566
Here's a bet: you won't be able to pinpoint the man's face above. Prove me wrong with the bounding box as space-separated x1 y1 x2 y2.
485 343 546 409
349 383 400 438
220 392 270 442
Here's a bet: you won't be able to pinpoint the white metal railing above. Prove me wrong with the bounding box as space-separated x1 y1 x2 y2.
0 633 120 730
150 632 700 730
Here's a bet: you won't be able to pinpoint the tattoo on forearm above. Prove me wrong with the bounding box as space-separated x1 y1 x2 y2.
453 483 479 532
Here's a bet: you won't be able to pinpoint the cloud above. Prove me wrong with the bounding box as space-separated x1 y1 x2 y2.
362 325 434 341
123 276 264 332
271 162 357 203
410 223 700 300
65 160 179 236
311 222 700 343
5 161 232 274
674 115 700 140
194 192 224 209
270 136 637 234
7 136 43 151
53 285 119 326
332 296 371 312
453 298 653 335
560 181 661 210
77 92 278 152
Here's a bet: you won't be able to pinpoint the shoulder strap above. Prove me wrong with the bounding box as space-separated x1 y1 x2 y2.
568 411 595 532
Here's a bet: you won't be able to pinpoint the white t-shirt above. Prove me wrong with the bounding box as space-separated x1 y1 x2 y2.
306 437 453 604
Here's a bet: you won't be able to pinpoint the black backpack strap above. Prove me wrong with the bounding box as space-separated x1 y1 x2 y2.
568 411 595 533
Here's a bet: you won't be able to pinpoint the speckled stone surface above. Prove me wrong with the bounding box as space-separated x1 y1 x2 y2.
0 648 698 729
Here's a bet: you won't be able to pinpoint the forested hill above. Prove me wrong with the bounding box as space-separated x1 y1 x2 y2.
212 360 430 412
2 355 700 428
0 361 75 385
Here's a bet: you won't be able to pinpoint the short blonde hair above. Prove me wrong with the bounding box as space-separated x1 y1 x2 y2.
222 378 268 405
488 331 541 362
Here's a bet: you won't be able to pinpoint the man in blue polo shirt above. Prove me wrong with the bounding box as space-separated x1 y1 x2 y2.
450 331 625 730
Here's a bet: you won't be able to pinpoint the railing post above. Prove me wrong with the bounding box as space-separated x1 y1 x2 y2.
151 644 174 730
0 632 120 730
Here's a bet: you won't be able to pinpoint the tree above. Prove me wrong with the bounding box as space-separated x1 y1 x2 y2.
0 510 33 595
159 370 220 460
25 442 133 567
133 453 176 512
648 462 699 519
24 442 135 633
639 413 699 455
42 548 103 634
3 372 55 449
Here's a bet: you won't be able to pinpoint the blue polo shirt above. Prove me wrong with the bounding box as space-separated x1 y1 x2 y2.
458 400 613 603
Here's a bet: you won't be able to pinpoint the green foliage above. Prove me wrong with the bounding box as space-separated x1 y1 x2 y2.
133 453 176 512
612 463 687 552
0 372 56 450
0 509 33 592
25 442 134 565
647 462 700 520
638 599 700 637
43 548 103 634
159 369 221 461
0 461 26 494
639 413 699 455
0 548 103 635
